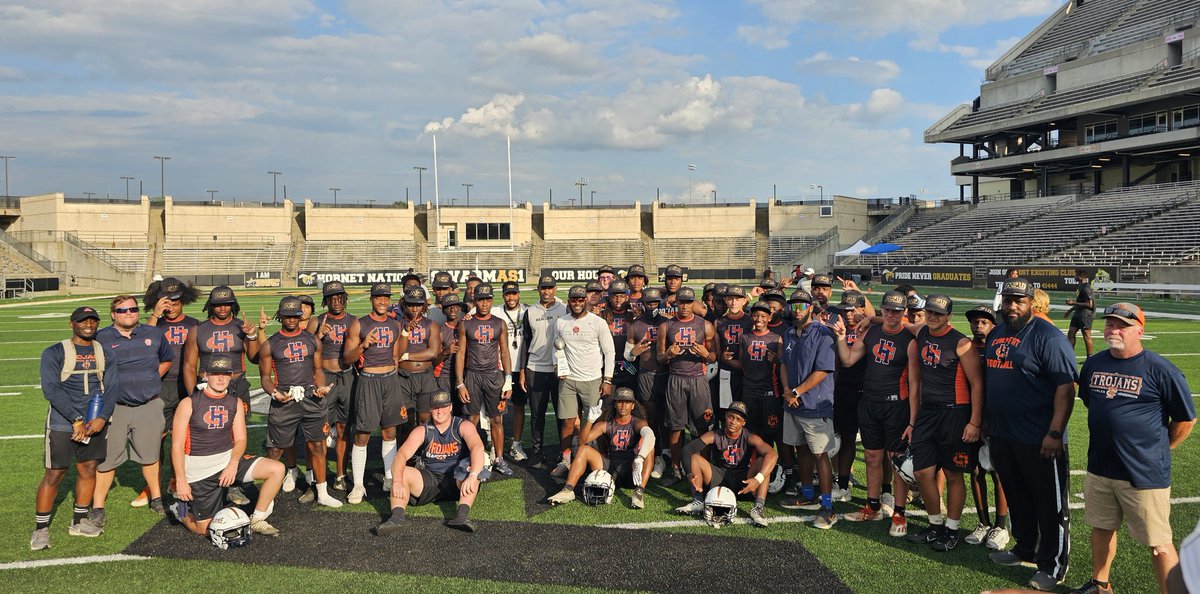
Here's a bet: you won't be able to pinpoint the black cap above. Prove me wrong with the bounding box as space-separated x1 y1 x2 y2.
204 353 237 374
726 401 749 420
614 387 636 402
703 282 717 295
585 280 603 292
465 274 482 284
641 287 663 303
788 289 813 304
502 281 520 294
812 274 833 288
761 289 786 304
537 275 557 289
664 264 683 278
714 283 729 298
278 296 304 317
403 286 427 305
401 272 422 286
597 265 616 276
429 390 453 409
440 293 464 310
625 264 648 279
71 306 100 322
724 285 747 298
568 285 588 300
880 291 907 311
208 285 237 305
759 278 779 290
676 287 697 302
1001 278 1036 298
964 305 996 323
370 283 392 297
906 294 926 311
925 294 952 315
322 280 347 297
839 290 866 308
431 271 454 290
749 301 772 314
159 277 184 300
474 283 495 300
608 279 629 295
297 295 315 307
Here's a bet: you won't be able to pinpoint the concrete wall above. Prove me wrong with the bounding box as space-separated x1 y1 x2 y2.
1150 266 1200 284
542 203 641 240
24 236 139 291
425 203 534 248
769 196 870 245
652 200 756 238
1057 43 1170 92
12 193 150 243
304 200 415 241
165 197 292 244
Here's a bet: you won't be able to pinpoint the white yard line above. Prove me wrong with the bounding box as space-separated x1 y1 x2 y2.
0 554 150 570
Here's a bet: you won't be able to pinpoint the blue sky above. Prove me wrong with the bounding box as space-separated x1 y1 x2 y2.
0 0 1061 205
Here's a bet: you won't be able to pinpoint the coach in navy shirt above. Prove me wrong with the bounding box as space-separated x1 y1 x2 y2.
983 278 1077 592
1072 302 1195 594
91 295 174 521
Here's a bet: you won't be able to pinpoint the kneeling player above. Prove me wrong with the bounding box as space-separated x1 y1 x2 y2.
545 388 656 509
171 354 285 539
374 390 487 534
674 402 778 528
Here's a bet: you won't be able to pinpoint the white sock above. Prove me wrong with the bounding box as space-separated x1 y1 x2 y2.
316 482 329 497
946 517 960 531
305 469 314 484
352 445 368 487
381 439 398 480
251 503 272 522
929 513 944 525
286 467 297 480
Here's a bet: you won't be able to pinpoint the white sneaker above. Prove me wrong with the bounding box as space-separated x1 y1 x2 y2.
880 492 896 518
282 468 297 493
546 488 576 506
985 526 1010 550
317 493 344 508
509 442 528 462
965 523 991 545
651 455 666 479
831 487 852 502
675 499 705 515
347 485 366 504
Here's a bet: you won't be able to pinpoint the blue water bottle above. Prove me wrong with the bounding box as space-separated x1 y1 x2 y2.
86 389 103 422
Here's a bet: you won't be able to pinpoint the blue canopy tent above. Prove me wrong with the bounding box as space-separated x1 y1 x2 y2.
860 242 902 254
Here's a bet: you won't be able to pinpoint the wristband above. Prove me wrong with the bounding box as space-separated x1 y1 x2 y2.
246 333 258 341
468 471 480 479
457 383 467 389
753 472 765 484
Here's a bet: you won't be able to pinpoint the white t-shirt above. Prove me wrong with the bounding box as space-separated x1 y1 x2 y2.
553 312 615 382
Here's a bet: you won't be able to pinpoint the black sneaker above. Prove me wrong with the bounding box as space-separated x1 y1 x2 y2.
907 524 942 544
445 517 476 533
931 528 960 551
1069 579 1113 594
374 514 407 536
148 498 165 515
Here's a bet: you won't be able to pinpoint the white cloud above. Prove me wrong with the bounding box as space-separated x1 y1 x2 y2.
658 181 718 204
0 65 23 80
796 52 901 86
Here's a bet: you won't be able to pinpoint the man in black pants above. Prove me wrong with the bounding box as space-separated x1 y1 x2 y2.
984 278 1077 592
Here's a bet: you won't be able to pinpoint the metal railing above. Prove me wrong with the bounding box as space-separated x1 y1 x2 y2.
166 233 280 245
0 228 56 271
309 201 411 209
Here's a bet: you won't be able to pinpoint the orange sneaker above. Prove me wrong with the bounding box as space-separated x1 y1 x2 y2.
843 505 882 522
130 486 151 508
889 514 908 537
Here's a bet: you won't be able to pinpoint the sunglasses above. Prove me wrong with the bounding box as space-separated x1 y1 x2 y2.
791 302 811 310
1104 305 1140 320
113 306 140 314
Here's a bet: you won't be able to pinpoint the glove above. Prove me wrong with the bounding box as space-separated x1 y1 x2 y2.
289 385 306 402
502 375 513 393
586 402 603 423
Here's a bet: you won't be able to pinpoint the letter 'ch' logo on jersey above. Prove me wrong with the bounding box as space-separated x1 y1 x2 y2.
371 327 395 348
611 317 627 335
409 324 428 344
675 326 696 346
167 326 189 345
206 330 233 351
722 444 742 465
921 342 941 367
872 339 896 365
203 405 229 429
612 428 631 450
285 342 309 363
328 324 346 344
724 325 743 345
749 340 769 361
473 324 495 343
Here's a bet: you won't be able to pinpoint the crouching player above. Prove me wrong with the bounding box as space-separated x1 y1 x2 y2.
171 354 285 539
374 390 487 534
675 401 778 528
545 387 656 509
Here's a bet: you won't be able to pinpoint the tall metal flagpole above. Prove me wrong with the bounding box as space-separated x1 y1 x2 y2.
433 135 441 249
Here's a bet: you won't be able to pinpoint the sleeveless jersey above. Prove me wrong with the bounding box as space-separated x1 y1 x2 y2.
267 329 319 389
185 389 238 456
860 325 914 402
436 321 459 378
604 417 638 462
605 308 635 361
462 314 504 373
316 312 355 361
916 325 970 406
712 430 751 471
194 317 248 373
359 312 400 368
155 315 199 381
836 326 868 392
739 330 782 392
422 416 468 475
402 316 436 356
629 315 663 374
716 313 753 371
664 315 709 377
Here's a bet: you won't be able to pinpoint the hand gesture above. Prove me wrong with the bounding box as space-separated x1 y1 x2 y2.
272 389 289 402
315 383 334 398
837 276 860 292
362 330 378 349
240 313 255 335
258 308 269 331
690 342 709 359
738 475 761 495
830 316 847 339
318 323 333 339
154 296 172 318
668 343 683 357
722 349 735 361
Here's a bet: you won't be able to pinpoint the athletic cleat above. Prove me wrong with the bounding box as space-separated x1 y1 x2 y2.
445 517 476 533
989 550 1036 568
131 486 151 507
226 486 250 505
879 492 896 518
888 514 908 537
965 523 991 545
849 475 864 489
931 529 960 552
298 488 316 504
813 507 838 529
985 526 1011 550
831 487 852 502
316 492 343 508
347 485 367 505
250 519 280 537
1069 579 1114 594
282 468 297 493
1028 570 1062 592
332 475 347 491
631 488 645 510
550 460 570 478
750 505 769 528
782 482 801 498
148 498 165 515
650 455 666 479
675 499 705 515
780 495 822 511
842 505 883 522
509 442 527 462
659 466 683 487
88 508 106 528
30 528 50 551
68 518 103 537
908 524 941 544
374 514 407 536
546 488 576 506
493 458 514 476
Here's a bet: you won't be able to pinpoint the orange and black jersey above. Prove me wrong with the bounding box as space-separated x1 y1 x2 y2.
604 417 639 462
711 430 751 471
916 325 970 406
266 328 318 389
737 330 782 392
860 325 913 402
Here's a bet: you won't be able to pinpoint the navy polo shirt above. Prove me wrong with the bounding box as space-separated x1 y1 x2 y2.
1079 350 1195 489
983 316 1077 445
782 322 836 418
96 323 174 405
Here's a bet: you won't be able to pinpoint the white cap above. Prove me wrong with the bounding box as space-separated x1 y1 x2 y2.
804 267 815 275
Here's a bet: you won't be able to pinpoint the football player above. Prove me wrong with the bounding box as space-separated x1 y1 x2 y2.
626 288 668 478
456 283 514 475
546 388 655 509
657 286 716 485
674 402 778 528
396 286 442 425
308 281 356 491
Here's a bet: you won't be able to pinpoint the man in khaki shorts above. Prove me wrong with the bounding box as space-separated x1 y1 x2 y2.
1071 303 1195 594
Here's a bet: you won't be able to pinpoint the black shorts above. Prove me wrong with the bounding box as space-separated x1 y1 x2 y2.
411 467 459 506
709 465 749 491
636 372 667 404
911 406 977 473
189 455 260 521
833 385 863 439
229 374 252 407
398 369 439 414
665 374 712 433
325 367 356 425
44 427 108 469
858 398 908 451
508 371 530 406
603 455 638 488
1070 309 1094 330
161 378 186 425
354 371 404 433
743 389 782 443
462 369 506 418
267 389 331 448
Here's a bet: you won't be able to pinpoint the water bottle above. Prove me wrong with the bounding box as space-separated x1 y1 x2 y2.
86 389 103 422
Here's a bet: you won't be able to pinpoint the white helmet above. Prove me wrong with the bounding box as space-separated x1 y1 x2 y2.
703 486 738 528
582 469 616 506
978 438 993 472
705 362 719 381
888 439 918 488
826 433 842 458
208 507 252 550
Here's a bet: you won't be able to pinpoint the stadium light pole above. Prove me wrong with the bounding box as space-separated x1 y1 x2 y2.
0 155 14 197
413 166 427 203
462 183 473 206
120 176 134 201
154 155 170 199
83 192 96 200
810 183 824 202
575 178 587 204
207 189 218 201
590 190 596 207
330 187 340 205
268 171 282 205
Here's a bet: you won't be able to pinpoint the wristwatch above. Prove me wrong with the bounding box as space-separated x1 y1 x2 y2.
1048 430 1063 440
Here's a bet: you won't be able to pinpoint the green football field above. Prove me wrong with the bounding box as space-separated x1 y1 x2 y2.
1 287 1197 593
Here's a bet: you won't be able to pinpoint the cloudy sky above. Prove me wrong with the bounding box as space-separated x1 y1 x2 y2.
0 0 1061 205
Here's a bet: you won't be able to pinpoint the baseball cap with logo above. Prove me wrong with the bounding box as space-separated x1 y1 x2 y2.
726 400 750 420
204 353 237 374
370 283 392 297
159 277 185 300
626 264 648 279
431 271 454 290
812 274 833 287
297 295 315 308
404 286 427 305
1103 302 1145 327
208 285 237 305
788 289 813 304
759 278 780 290
907 294 926 311
322 281 347 297
725 285 747 299
474 283 495 300
401 271 422 286
924 294 952 315
585 280 603 292
840 290 867 309
71 306 101 322
641 287 663 303
703 282 717 296
614 387 636 402
965 305 996 323
676 286 697 302
440 293 464 310
597 265 616 276
278 296 304 317
1000 278 1035 298
568 285 588 300
538 275 557 289
762 289 787 304
608 279 630 295
429 390 454 409
714 283 729 298
749 300 772 314
880 291 907 311
502 281 520 295
664 264 684 278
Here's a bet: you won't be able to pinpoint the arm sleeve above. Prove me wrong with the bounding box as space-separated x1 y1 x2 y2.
41 344 82 421
681 436 706 463
623 341 636 363
100 345 120 419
